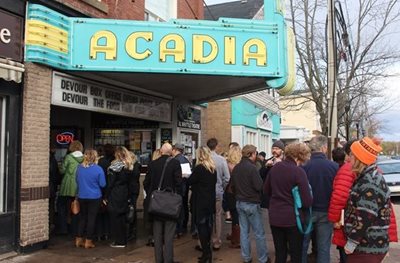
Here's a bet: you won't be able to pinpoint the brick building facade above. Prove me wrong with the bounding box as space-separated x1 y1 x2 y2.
17 0 205 253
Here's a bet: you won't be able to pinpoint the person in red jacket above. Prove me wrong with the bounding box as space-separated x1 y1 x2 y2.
328 140 398 263
328 140 357 263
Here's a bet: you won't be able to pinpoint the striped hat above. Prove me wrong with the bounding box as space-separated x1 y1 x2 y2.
350 137 383 165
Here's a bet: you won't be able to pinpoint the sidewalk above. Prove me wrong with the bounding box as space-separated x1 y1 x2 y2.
3 207 400 263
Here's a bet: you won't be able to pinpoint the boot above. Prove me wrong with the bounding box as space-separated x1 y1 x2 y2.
75 237 84 248
229 224 240 248
84 239 95 249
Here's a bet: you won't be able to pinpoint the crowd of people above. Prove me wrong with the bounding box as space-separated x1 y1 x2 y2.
50 135 397 263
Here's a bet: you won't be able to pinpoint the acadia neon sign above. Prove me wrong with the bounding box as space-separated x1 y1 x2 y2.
25 1 293 90
89 31 267 66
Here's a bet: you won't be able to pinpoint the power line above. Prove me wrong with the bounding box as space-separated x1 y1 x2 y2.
184 0 199 19
203 0 216 20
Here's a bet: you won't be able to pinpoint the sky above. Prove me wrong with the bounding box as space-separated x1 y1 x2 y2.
204 0 400 141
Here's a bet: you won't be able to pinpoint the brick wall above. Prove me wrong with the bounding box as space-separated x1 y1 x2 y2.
20 200 49 247
205 100 231 154
201 107 208 147
55 0 203 20
178 0 204 19
105 0 145 20
57 0 145 20
20 63 52 246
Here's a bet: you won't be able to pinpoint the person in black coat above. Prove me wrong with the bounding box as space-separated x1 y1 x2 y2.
188 146 217 263
143 143 182 263
96 144 115 240
127 151 141 241
106 146 135 248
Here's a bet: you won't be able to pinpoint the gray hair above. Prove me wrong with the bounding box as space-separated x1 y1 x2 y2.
308 135 328 152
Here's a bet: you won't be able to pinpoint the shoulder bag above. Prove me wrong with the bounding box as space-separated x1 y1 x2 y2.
292 184 313 234
148 157 182 220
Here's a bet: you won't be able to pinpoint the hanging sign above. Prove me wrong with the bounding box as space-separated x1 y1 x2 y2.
25 2 291 89
51 72 172 122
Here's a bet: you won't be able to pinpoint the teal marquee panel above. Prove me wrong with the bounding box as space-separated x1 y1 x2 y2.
25 1 290 89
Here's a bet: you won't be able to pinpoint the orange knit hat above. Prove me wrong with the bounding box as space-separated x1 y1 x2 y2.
350 137 383 165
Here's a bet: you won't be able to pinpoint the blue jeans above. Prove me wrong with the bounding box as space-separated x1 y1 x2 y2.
302 211 332 263
237 201 269 263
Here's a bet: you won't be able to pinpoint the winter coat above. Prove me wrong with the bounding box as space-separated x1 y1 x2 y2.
302 152 338 212
106 161 135 214
59 151 84 197
187 164 217 222
344 164 391 254
264 157 313 227
143 155 182 221
328 162 357 246
329 162 398 246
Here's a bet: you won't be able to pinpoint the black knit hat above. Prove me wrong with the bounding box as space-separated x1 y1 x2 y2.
272 140 285 151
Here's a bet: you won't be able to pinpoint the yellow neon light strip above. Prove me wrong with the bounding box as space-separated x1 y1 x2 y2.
26 19 68 53
278 28 295 96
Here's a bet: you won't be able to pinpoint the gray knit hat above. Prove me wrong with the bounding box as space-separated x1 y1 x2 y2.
272 140 285 151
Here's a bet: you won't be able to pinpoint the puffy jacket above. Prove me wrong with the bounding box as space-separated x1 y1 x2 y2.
328 162 356 246
389 202 398 242
328 161 398 246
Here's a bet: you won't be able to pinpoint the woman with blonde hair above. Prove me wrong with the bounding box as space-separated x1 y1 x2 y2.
188 146 217 263
57 140 84 235
225 145 242 248
152 149 161 160
343 137 391 263
106 146 136 248
75 149 106 248
264 143 313 263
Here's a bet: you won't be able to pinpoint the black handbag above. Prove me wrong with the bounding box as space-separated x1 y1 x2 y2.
148 157 182 220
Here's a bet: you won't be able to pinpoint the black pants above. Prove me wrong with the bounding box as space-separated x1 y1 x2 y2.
110 211 127 245
271 225 303 263
56 196 78 235
78 198 101 240
197 215 213 259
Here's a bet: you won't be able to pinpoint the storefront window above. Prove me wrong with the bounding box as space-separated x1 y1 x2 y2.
180 131 198 163
0 98 5 212
94 129 156 165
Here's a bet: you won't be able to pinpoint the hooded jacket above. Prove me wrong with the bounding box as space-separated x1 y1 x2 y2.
106 161 135 214
59 151 84 197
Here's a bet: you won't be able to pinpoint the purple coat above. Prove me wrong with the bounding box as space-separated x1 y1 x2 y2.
264 157 313 227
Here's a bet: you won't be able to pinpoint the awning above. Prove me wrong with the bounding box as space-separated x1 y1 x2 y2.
0 58 25 83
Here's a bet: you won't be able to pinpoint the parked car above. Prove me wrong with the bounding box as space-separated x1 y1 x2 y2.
377 160 400 196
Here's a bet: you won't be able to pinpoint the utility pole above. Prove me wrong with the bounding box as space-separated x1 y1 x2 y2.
327 0 338 155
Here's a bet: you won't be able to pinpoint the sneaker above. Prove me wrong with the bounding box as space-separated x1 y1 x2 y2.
110 242 126 248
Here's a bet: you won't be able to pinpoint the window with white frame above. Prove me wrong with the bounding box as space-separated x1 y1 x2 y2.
246 130 257 145
259 133 270 153
145 0 177 21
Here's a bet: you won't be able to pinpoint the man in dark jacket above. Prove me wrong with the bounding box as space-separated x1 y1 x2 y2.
231 144 270 263
143 143 182 263
172 143 191 237
302 135 339 263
